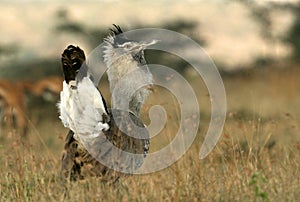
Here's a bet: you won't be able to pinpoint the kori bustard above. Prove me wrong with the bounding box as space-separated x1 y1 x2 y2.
59 25 155 182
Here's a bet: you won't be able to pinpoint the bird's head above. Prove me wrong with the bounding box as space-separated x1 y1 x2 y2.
61 45 86 84
103 24 157 67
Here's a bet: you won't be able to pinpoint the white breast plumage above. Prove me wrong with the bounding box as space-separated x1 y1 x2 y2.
58 77 109 139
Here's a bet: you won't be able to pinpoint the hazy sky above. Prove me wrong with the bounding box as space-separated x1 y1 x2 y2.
0 0 297 69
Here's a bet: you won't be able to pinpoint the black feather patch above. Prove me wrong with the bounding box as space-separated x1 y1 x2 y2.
61 45 86 84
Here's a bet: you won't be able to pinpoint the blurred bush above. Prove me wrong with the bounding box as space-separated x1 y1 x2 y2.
286 3 300 64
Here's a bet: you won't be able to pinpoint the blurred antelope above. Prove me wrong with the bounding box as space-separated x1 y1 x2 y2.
0 76 63 137
18 76 63 101
0 80 27 137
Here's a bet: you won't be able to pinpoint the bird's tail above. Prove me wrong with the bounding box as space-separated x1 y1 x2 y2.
61 45 86 84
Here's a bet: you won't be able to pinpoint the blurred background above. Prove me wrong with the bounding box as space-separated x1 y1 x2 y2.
0 0 300 200
0 0 299 75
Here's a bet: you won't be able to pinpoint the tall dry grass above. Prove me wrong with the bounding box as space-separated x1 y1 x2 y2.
0 66 299 201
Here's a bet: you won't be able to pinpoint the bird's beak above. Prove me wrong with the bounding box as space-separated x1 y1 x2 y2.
141 39 159 49
131 40 159 53
129 40 159 53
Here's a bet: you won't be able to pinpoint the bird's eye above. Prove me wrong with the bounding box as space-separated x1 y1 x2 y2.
124 44 130 49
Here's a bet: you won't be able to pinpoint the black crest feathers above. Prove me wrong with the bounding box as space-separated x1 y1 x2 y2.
107 24 133 46
109 24 123 35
